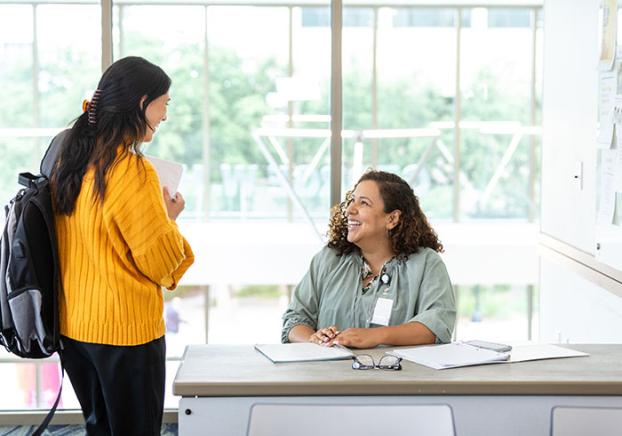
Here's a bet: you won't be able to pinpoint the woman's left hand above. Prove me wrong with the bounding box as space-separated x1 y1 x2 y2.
330 328 382 349
163 187 185 220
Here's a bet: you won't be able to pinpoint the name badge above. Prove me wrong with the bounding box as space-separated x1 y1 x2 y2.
371 297 393 326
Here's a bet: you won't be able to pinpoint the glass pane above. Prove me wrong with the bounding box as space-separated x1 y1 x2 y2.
0 357 182 409
454 284 538 342
460 7 539 219
0 5 34 129
341 6 457 220
113 4 328 350
0 2 101 412
164 360 181 408
0 2 100 217
0 360 80 409
164 286 206 358
37 5 101 128
0 2 97 412
340 3 541 349
113 5 206 220
0 361 36 409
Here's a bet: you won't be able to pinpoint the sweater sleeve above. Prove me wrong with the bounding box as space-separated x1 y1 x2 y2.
104 155 194 290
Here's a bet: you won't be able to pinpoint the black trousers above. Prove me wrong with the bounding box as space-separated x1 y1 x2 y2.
59 335 166 436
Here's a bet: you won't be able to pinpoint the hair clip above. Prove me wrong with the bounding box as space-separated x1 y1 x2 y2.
82 99 89 113
88 89 102 125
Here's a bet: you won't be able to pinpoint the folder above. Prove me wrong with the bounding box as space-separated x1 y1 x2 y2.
254 343 354 363
391 342 588 370
391 342 510 370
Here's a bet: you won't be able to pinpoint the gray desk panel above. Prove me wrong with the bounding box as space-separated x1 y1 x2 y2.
178 395 622 436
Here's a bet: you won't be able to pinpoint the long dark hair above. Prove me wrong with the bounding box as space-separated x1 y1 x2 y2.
51 56 171 215
327 170 443 256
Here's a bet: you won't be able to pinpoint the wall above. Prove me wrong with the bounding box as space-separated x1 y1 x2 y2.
540 0 622 342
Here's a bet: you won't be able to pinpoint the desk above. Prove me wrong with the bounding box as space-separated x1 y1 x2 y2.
174 344 622 436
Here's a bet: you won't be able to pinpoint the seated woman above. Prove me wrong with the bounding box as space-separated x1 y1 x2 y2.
282 170 455 348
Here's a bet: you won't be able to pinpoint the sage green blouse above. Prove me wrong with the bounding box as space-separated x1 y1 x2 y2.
281 246 456 344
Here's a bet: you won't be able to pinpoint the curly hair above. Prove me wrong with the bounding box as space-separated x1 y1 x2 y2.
327 170 443 256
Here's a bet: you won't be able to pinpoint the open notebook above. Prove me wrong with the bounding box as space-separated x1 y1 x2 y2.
255 343 354 363
391 342 588 370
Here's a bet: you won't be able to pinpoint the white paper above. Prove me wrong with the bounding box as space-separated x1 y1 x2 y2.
615 147 622 193
598 149 617 224
391 343 588 370
507 344 588 363
391 342 510 370
371 298 393 326
254 343 353 363
146 155 183 195
599 71 617 148
600 0 617 71
615 96 622 149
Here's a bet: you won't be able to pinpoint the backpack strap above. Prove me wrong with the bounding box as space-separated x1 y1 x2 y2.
40 130 70 178
31 362 64 436
17 172 39 188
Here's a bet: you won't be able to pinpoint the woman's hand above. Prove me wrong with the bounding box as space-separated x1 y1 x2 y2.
308 325 340 345
331 328 382 349
163 187 185 220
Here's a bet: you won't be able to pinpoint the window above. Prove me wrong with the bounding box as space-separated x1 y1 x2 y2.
0 1 543 412
303 7 373 27
488 8 531 28
392 8 471 28
0 1 101 411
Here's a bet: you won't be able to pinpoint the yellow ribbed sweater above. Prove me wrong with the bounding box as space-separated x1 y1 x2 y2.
55 151 194 346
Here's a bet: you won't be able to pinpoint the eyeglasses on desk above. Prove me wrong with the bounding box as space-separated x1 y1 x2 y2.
351 354 402 370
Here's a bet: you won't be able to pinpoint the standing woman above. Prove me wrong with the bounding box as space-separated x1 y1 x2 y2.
50 57 194 435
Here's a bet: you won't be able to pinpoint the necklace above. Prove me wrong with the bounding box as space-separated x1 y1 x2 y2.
361 256 393 294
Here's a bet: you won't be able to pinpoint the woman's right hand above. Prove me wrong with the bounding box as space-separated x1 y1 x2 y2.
308 325 340 345
163 187 185 221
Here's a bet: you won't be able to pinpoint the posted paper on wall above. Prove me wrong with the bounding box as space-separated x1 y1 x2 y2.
598 149 617 225
600 0 617 71
599 71 617 148
616 147 622 193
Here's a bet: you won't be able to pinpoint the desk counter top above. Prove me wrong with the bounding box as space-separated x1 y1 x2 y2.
173 344 622 397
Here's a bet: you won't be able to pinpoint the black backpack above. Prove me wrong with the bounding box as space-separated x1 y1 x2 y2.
0 131 66 434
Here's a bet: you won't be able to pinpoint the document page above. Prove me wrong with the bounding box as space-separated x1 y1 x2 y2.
254 343 354 363
508 344 588 363
146 155 183 195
